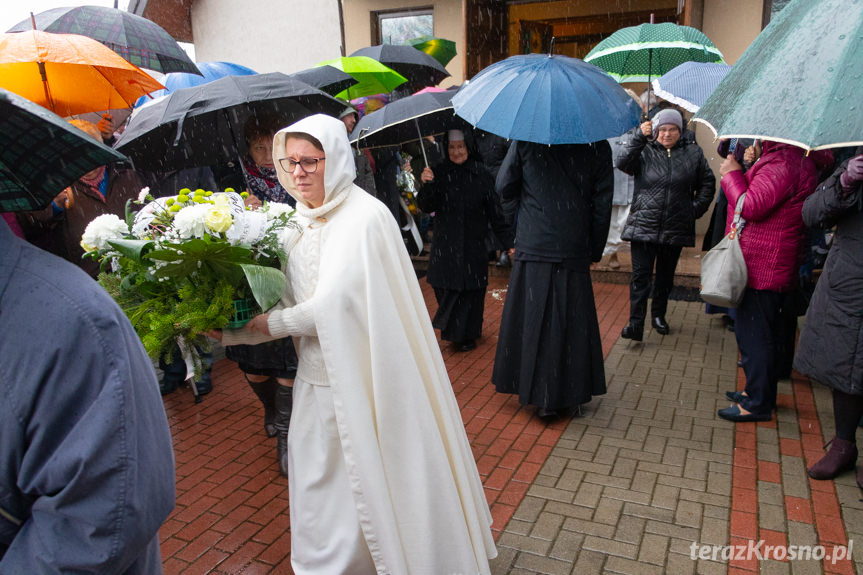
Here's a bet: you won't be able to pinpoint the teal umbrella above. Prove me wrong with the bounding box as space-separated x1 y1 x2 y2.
693 0 863 152
585 23 724 83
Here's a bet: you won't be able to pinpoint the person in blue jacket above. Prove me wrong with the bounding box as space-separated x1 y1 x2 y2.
0 217 175 573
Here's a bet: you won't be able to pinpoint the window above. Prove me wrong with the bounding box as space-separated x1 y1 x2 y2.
372 7 433 45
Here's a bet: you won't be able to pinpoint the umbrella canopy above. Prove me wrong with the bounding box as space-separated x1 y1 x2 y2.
315 56 407 100
0 87 127 212
291 65 358 96
115 72 344 172
585 22 724 83
0 30 164 116
651 61 732 113
134 61 257 106
8 5 200 75
407 35 457 68
693 0 863 151
452 54 641 145
350 88 466 149
350 44 450 89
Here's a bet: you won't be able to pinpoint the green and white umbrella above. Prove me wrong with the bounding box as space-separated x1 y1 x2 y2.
585 22 724 84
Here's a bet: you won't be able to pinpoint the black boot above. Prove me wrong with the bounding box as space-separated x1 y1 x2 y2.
274 384 293 478
246 376 277 437
621 321 643 342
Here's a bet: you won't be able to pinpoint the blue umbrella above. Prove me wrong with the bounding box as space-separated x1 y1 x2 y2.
134 61 257 107
452 54 641 145
651 62 731 113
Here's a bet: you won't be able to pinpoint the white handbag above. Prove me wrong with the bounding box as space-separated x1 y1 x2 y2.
700 194 748 308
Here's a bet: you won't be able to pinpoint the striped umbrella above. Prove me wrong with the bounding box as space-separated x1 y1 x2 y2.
585 23 724 83
651 62 732 113
8 5 200 75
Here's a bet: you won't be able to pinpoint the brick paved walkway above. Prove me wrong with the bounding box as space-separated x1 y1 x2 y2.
158 276 862 574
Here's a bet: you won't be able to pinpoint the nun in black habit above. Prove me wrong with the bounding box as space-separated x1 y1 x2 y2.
491 139 613 417
418 129 513 351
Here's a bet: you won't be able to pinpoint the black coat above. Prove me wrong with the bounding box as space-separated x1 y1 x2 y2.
616 127 715 246
418 157 512 290
795 155 863 395
496 140 613 262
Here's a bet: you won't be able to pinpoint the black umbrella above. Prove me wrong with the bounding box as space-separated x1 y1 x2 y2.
0 87 127 212
115 73 344 173
350 88 467 166
350 44 450 89
8 5 201 75
291 65 358 96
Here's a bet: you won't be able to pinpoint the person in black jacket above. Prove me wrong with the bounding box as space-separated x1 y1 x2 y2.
794 150 863 486
418 129 513 351
616 109 715 340
491 138 613 418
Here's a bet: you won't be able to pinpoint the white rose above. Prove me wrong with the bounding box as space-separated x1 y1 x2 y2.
137 187 151 202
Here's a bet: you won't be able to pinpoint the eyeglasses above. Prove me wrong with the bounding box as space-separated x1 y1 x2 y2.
278 157 326 173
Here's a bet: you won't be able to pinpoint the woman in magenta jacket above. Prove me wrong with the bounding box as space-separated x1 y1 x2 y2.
716 141 833 422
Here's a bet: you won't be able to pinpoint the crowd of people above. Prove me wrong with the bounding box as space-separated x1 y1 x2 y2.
4 63 863 572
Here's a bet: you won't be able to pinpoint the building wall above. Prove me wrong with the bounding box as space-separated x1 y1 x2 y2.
342 0 464 87
692 0 764 233
190 0 344 74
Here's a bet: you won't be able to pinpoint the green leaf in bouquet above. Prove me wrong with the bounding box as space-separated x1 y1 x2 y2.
107 238 154 262
240 263 287 310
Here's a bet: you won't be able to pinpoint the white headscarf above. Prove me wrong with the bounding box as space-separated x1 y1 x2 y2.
272 114 357 219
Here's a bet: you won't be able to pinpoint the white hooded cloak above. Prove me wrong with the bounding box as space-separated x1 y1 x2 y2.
223 114 496 574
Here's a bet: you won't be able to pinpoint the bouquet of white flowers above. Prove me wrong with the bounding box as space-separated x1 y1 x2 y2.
82 187 297 374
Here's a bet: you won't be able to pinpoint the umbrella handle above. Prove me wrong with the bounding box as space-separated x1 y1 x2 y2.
414 118 429 168
644 48 653 121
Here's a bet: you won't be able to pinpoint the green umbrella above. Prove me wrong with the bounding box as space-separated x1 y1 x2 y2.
407 35 457 68
693 0 863 152
316 56 407 100
585 22 724 83
0 88 127 212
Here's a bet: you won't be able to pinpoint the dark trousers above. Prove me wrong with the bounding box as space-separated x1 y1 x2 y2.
159 344 213 386
629 241 683 325
737 288 787 416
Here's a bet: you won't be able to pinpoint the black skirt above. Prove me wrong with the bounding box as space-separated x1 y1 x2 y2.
492 258 606 410
225 337 297 379
432 287 485 343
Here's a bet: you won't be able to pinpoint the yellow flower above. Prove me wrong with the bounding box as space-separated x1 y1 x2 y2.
240 191 249 199
178 188 192 195
177 194 189 203
212 194 230 208
224 187 235 193
205 206 233 233
170 204 182 212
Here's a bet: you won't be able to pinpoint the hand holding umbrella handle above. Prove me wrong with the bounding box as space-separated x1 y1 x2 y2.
421 167 434 183
640 120 653 139
840 155 863 190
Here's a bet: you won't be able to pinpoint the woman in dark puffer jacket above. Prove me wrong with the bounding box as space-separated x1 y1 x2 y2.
794 150 863 484
615 109 716 340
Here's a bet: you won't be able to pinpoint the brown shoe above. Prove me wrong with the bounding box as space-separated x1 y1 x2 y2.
808 437 857 480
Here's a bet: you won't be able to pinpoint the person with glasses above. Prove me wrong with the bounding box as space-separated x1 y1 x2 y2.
208 114 496 574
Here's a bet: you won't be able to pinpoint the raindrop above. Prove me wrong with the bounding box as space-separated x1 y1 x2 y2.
839 34 846 40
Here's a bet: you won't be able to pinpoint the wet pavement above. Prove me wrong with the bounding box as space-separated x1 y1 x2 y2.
158 274 861 574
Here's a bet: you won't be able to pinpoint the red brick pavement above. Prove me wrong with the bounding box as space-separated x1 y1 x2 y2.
727 364 856 574
158 276 629 573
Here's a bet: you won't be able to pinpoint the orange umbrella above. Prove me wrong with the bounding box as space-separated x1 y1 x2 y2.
0 30 164 117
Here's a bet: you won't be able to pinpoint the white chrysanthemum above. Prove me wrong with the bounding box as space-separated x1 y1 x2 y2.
80 214 129 251
263 202 294 221
137 186 151 202
172 204 211 238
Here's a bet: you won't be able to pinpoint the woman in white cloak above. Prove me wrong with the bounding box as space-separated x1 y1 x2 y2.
213 114 496 574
